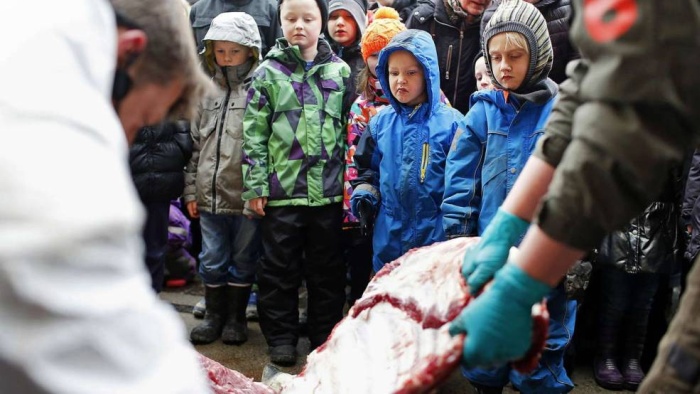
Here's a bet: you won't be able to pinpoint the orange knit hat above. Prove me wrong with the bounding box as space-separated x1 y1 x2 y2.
360 7 406 63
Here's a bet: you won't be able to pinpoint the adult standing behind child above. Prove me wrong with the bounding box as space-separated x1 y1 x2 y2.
185 12 263 347
442 1 575 392
327 0 368 109
350 29 465 273
243 0 351 366
406 0 491 114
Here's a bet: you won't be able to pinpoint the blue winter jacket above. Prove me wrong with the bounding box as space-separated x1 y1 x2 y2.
350 30 466 272
442 89 557 237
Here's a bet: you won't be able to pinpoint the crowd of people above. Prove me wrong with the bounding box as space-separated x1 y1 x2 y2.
2 0 700 393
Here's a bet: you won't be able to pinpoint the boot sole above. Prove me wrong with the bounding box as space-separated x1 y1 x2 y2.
593 376 624 391
270 355 297 367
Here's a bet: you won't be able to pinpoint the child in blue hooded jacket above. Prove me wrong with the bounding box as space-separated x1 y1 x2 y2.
441 1 575 393
350 29 466 273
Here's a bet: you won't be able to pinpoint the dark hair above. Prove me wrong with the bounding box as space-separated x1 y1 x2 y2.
279 0 329 33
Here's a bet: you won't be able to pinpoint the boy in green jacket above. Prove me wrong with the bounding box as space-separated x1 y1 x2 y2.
242 0 351 366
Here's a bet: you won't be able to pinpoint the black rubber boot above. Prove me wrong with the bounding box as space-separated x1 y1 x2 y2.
222 285 252 345
190 286 227 344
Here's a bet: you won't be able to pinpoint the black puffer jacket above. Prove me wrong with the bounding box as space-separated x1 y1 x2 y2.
481 0 579 84
130 121 193 204
407 0 482 114
330 41 364 110
683 150 700 261
369 0 420 24
597 167 685 275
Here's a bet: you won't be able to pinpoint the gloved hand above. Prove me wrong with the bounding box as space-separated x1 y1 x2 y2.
351 189 378 218
463 208 529 295
449 263 551 368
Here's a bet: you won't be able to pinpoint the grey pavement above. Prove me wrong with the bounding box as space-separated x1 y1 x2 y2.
160 281 626 393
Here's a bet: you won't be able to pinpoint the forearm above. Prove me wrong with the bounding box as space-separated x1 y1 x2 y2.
501 157 554 222
514 225 585 287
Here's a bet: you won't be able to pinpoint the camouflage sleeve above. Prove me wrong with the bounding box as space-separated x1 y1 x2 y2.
535 101 691 250
531 60 585 168
534 0 700 250
242 75 273 201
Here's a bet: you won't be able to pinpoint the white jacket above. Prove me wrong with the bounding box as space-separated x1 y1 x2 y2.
0 1 210 393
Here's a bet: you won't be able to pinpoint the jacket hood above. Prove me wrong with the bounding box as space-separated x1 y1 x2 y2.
201 12 262 76
376 30 441 118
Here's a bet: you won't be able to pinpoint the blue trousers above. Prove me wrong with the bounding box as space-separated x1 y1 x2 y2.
463 285 577 393
198 211 261 285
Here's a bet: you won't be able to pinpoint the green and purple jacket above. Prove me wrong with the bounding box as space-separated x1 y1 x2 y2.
242 37 351 207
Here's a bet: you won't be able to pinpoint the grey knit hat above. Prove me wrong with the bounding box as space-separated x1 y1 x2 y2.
482 0 552 92
328 0 368 36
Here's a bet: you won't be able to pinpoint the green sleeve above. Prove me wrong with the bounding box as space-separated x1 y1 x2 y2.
242 78 273 201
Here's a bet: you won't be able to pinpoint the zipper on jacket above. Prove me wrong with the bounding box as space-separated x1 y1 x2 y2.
453 28 464 107
420 143 429 184
445 45 453 81
211 71 232 214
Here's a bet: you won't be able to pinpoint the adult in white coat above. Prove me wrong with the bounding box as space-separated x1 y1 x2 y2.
0 0 212 392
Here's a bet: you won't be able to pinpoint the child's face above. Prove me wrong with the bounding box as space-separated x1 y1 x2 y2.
387 50 427 107
474 56 493 91
366 52 379 77
280 0 323 53
328 9 358 47
487 32 529 91
213 41 253 67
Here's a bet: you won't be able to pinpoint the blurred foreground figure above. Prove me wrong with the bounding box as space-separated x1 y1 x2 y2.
0 0 212 392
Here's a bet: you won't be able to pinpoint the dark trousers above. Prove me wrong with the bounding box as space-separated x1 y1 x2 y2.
343 228 373 306
257 203 345 349
598 266 660 359
142 201 170 293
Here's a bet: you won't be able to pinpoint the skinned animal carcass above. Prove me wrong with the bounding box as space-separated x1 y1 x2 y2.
200 238 549 394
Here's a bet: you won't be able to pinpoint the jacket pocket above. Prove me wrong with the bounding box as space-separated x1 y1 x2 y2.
482 154 507 187
198 97 222 140
320 78 344 120
224 96 247 140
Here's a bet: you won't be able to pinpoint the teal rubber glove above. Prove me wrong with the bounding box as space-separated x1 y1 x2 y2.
449 263 551 368
463 208 529 295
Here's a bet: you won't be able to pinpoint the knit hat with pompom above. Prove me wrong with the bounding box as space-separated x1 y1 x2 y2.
360 7 406 63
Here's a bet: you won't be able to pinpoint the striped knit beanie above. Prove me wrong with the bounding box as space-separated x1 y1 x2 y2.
360 7 406 62
482 0 552 91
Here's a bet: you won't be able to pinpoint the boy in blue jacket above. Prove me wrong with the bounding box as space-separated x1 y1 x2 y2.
441 1 575 393
350 29 466 273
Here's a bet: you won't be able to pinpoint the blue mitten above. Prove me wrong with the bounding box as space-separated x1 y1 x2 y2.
463 208 529 294
449 263 551 368
350 189 378 218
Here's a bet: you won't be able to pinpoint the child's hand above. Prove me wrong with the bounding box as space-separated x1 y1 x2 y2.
250 197 267 217
186 201 199 219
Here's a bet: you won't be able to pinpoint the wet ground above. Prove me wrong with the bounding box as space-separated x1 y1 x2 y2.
161 280 628 393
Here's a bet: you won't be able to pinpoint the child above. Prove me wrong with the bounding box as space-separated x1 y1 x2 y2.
350 29 465 273
242 0 351 366
344 7 406 306
327 0 368 109
473 54 493 91
593 166 684 391
441 1 575 393
184 12 263 346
